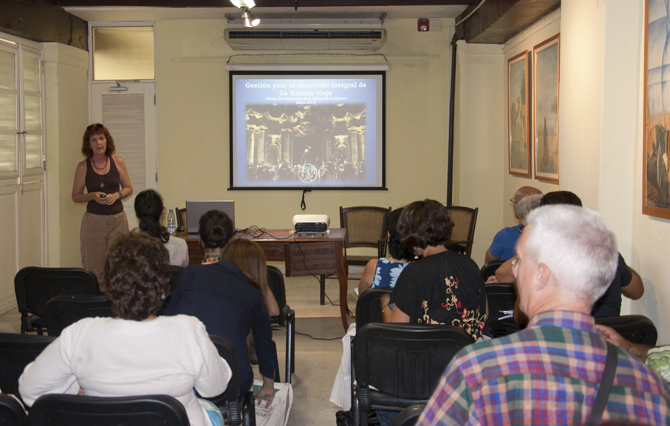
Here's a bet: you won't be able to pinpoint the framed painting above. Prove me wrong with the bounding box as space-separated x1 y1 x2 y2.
644 0 670 219
508 51 531 177
533 34 560 183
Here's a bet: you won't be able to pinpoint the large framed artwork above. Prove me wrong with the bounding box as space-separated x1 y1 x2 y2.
644 0 670 219
533 34 560 183
508 51 531 177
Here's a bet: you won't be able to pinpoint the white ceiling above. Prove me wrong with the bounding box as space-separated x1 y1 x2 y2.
64 5 467 22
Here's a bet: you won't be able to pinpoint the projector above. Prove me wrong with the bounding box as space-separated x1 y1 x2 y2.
292 214 330 234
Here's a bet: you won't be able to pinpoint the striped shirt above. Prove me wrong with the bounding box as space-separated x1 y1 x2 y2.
419 310 670 426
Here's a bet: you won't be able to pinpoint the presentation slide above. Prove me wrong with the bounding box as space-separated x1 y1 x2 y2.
229 71 385 189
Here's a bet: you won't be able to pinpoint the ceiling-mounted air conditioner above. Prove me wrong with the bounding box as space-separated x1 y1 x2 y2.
224 14 387 51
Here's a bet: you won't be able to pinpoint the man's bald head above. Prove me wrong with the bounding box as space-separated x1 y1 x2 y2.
512 186 543 204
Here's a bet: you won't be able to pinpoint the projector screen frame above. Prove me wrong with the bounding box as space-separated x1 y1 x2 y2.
228 70 387 191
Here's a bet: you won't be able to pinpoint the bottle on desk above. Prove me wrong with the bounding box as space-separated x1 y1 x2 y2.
167 208 176 235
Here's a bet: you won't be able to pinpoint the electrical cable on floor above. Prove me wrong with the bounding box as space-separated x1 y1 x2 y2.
295 331 344 340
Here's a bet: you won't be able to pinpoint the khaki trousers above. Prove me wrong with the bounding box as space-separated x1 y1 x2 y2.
80 211 129 289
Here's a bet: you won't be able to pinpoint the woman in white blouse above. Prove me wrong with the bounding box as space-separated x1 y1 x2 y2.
19 230 230 426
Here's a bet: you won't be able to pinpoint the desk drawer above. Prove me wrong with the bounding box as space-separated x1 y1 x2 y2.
287 242 338 276
259 243 285 262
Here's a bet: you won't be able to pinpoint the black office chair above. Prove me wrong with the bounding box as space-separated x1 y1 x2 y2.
484 282 521 338
203 335 256 426
0 394 27 426
267 265 295 383
391 404 425 426
28 394 189 426
353 323 474 426
595 315 658 346
0 334 55 403
355 288 392 330
44 295 113 337
14 267 100 334
480 260 505 281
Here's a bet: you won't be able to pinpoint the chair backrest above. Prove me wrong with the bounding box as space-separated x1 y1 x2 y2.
44 295 113 337
14 267 100 319
169 266 184 295
0 334 55 399
201 334 241 424
355 323 473 399
595 315 658 346
392 404 426 426
356 288 393 330
28 394 189 426
485 283 516 320
444 206 478 258
480 260 505 281
267 265 287 318
340 206 392 249
0 394 27 426
175 207 187 232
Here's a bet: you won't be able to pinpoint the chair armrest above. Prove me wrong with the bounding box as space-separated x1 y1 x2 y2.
278 305 291 327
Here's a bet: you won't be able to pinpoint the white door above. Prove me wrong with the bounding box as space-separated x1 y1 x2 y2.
90 81 157 231
0 37 46 313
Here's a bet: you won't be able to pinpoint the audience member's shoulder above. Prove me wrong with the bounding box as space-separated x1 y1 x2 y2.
163 314 209 332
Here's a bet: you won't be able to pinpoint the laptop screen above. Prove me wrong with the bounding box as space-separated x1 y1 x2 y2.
185 200 235 234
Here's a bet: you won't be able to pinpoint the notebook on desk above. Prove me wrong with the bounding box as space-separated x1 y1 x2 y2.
185 200 235 234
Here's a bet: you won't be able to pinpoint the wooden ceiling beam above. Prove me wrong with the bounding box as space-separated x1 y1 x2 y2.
2 0 88 49
455 0 560 44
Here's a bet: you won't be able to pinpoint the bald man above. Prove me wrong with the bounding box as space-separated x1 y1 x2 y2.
484 186 542 264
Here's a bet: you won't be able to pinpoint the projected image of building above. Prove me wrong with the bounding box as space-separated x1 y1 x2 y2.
244 104 367 183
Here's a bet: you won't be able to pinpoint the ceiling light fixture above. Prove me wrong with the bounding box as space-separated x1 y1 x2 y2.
242 8 261 28
230 0 255 8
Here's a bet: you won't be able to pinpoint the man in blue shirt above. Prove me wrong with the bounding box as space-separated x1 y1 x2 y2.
484 186 542 264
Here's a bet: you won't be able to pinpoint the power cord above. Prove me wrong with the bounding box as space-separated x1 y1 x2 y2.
295 331 343 341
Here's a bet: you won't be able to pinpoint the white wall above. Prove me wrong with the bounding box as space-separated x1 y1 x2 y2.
454 42 505 263
153 18 455 253
43 43 89 268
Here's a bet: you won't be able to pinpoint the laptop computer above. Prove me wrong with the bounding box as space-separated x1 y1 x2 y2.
185 200 235 234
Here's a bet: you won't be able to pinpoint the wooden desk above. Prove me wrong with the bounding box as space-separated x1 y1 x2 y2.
178 229 350 331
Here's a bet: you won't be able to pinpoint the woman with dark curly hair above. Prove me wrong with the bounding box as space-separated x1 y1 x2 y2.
19 230 231 426
134 189 188 267
72 123 132 285
169 210 276 407
357 208 414 296
387 199 487 341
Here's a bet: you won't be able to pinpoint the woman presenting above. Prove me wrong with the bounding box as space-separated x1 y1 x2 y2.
72 123 132 285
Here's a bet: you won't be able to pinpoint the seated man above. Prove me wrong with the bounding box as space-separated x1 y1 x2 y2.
484 186 542 264
419 205 670 425
494 190 643 326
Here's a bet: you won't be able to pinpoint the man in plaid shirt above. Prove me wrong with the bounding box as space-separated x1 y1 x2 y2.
419 205 670 425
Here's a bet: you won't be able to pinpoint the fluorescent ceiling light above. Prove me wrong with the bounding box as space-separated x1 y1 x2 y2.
230 0 255 8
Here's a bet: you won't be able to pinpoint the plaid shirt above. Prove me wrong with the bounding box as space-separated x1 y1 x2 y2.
419 310 670 426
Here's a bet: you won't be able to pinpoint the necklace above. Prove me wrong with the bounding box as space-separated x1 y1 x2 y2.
92 156 108 172
203 254 220 264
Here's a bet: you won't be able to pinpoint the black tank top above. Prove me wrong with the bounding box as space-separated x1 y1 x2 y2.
85 156 123 215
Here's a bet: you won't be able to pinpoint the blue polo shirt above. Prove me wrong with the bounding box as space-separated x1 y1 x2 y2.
488 224 522 261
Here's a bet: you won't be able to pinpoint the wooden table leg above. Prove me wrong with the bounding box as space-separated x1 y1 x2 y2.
335 241 349 331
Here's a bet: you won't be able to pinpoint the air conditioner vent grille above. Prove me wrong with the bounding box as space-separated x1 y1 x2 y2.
227 30 384 40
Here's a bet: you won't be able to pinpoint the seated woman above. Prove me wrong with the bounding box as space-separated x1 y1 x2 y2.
168 210 275 406
386 199 487 341
134 189 188 267
222 239 280 317
19 231 231 426
357 208 414 296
